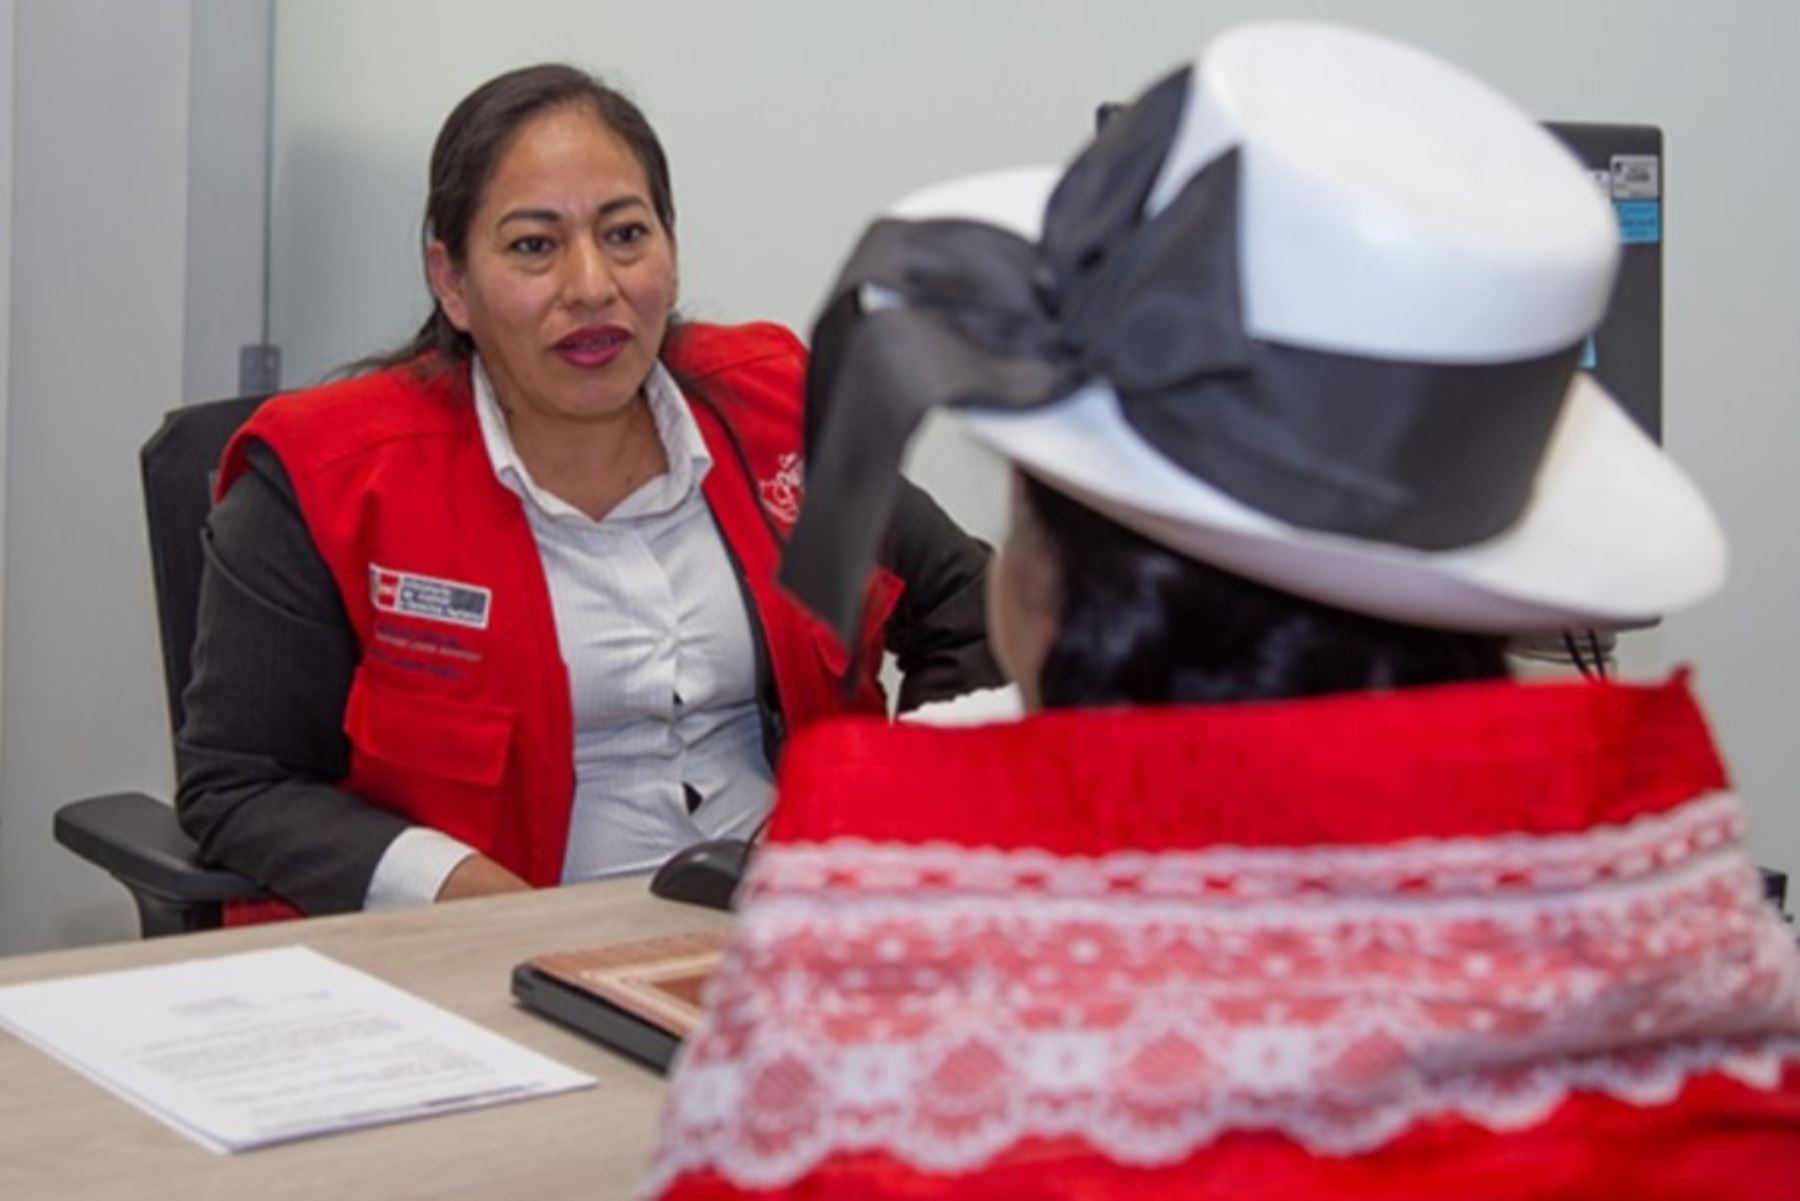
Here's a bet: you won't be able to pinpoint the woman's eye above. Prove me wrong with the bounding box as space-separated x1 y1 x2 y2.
606 222 650 247
509 235 554 255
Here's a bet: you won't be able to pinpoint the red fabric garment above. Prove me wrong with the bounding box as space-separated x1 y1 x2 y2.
215 323 895 923
650 676 1800 1199
658 1070 1800 1201
769 671 1730 849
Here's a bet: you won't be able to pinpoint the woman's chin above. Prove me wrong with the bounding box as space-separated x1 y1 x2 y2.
517 383 646 427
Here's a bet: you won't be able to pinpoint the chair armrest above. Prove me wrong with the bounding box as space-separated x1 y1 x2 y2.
54 792 266 904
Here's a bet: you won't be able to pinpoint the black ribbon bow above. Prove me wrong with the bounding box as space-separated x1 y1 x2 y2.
781 65 1580 651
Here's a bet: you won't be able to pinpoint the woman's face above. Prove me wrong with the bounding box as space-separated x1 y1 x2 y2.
987 471 1063 713
427 104 677 429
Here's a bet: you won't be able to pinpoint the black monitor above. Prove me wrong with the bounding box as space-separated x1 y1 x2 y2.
1544 122 1664 444
1536 124 1668 647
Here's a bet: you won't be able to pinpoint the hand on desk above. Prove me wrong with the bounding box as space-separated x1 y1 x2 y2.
436 854 532 901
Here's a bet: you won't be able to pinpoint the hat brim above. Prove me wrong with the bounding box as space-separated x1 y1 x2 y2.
917 171 1726 632
959 372 1723 632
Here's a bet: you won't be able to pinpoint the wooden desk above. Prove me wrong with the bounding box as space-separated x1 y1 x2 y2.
0 879 730 1201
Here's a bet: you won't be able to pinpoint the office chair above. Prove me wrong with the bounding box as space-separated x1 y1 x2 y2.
53 396 272 937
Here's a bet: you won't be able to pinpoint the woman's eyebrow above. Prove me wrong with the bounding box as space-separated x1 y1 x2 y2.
497 195 647 229
597 195 649 218
497 207 563 228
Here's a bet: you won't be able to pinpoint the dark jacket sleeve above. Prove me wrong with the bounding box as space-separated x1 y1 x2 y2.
879 480 1006 712
174 440 408 914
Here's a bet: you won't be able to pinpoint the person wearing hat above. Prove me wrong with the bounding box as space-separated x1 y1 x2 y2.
646 22 1800 1199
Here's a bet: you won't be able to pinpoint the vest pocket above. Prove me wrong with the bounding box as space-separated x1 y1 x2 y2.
343 666 515 788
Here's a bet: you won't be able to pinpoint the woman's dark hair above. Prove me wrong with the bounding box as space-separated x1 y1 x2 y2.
1021 475 1509 708
365 63 676 372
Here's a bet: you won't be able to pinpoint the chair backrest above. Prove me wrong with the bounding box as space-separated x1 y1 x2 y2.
140 395 269 738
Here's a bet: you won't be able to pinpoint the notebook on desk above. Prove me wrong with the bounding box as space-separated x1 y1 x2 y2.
511 931 727 1074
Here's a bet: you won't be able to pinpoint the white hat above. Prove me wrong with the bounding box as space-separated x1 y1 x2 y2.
782 21 1725 636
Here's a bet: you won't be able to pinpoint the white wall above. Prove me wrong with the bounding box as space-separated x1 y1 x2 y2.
186 0 274 403
0 0 191 953
0 0 13 818
0 1 271 954
269 0 1800 872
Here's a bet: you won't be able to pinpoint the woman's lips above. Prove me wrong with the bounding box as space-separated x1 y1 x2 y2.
553 326 630 368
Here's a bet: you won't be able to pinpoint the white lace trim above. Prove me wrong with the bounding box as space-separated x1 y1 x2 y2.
646 792 1800 1193
649 1038 1800 1192
743 791 1751 905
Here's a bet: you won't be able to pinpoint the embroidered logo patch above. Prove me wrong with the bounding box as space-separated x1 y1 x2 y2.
760 452 804 526
369 564 492 630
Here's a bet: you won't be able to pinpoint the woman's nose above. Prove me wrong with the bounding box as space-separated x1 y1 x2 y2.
561 236 619 309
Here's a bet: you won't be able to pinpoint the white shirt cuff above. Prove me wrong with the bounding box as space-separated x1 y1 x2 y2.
365 827 479 910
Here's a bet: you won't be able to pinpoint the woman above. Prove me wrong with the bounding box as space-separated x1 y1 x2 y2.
648 23 1800 1199
175 64 1000 921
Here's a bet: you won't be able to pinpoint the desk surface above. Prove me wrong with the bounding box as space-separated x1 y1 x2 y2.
0 879 730 1201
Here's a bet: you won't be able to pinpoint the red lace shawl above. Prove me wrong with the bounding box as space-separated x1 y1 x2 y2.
650 676 1800 1199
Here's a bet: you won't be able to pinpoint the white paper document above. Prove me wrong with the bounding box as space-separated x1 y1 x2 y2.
0 945 594 1153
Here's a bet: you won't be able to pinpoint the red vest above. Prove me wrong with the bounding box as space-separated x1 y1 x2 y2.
217 322 898 919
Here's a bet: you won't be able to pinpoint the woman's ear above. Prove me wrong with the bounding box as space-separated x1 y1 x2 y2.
424 240 472 333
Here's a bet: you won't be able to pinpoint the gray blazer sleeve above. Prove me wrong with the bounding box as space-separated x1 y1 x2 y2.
174 441 408 914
